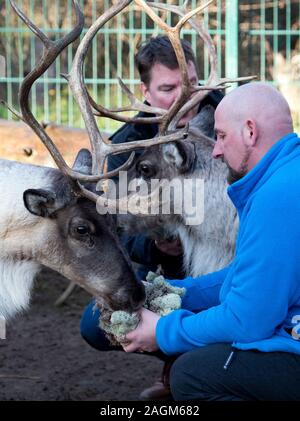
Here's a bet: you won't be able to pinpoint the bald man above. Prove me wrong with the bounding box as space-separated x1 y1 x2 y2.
213 82 294 184
121 82 300 401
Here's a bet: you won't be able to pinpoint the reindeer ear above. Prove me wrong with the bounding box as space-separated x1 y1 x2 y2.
163 143 185 168
174 141 196 174
72 148 92 175
189 104 215 138
163 141 196 174
23 189 67 218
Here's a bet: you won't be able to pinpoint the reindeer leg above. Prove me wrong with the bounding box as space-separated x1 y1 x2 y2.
54 281 77 307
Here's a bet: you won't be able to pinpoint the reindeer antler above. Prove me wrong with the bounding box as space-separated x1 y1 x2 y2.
6 0 255 211
5 1 188 193
89 0 255 135
151 0 256 129
135 0 214 134
66 0 191 176
134 0 256 131
90 0 216 133
3 0 191 213
8 0 87 185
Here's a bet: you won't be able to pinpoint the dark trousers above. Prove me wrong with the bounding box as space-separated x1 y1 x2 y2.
170 343 300 401
81 302 300 400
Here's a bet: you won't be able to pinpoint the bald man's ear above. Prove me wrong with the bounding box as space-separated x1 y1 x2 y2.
243 119 258 146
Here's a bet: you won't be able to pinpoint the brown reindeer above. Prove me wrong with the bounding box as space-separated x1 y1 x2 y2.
0 0 188 319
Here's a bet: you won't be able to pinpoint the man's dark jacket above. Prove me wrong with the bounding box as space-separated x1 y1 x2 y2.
108 90 224 280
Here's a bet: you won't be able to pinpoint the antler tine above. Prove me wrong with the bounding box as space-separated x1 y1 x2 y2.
173 75 257 130
10 0 51 46
109 126 188 155
89 0 213 134
78 177 170 216
115 77 166 116
9 0 104 183
90 78 165 124
90 98 163 125
149 1 218 84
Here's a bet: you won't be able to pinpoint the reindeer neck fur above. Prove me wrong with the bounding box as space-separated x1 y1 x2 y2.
178 141 238 277
0 258 40 319
0 159 66 319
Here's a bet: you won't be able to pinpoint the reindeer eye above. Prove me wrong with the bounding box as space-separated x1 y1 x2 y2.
137 161 155 178
141 164 150 174
76 225 89 235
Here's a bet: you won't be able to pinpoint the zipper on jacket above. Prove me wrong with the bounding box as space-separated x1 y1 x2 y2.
223 350 235 370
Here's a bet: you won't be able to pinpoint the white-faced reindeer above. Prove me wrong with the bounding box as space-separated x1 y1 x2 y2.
94 1 254 278
122 107 238 277
0 0 193 320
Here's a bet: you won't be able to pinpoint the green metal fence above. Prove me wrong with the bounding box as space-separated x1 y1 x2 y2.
0 0 299 134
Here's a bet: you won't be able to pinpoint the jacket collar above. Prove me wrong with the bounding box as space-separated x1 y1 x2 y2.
227 133 299 214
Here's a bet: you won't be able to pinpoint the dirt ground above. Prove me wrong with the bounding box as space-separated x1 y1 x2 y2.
0 268 162 401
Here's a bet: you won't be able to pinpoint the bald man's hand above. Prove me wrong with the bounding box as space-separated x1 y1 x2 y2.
121 308 160 353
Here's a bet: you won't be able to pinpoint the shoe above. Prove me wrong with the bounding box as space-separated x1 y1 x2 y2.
138 380 172 401
139 359 176 401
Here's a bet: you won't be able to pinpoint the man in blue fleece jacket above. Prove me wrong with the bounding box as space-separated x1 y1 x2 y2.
122 82 300 400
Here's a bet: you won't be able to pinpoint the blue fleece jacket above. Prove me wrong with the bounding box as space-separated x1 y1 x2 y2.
156 133 300 356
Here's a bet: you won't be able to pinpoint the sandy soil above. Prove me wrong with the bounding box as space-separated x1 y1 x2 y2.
0 268 162 401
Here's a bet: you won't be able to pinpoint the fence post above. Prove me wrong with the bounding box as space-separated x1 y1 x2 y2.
225 0 238 91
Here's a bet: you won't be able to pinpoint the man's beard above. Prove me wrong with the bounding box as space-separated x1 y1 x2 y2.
225 148 251 185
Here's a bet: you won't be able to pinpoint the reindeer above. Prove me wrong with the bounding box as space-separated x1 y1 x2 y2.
92 1 254 278
0 0 193 320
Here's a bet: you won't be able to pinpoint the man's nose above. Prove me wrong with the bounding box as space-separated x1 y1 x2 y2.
212 141 223 159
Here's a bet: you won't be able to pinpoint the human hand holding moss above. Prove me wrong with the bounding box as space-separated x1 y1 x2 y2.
97 271 185 347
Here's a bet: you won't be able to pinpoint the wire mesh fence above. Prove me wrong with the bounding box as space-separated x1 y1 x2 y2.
0 0 299 134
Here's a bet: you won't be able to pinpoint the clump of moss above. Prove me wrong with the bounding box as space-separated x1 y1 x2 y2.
97 271 185 346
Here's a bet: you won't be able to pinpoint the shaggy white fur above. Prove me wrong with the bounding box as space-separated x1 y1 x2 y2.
0 159 53 320
0 258 40 319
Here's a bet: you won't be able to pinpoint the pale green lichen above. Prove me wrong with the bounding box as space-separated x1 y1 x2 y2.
149 293 182 316
103 311 140 342
98 271 186 346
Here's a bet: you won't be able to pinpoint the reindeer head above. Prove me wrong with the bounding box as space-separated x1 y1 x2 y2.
132 105 215 182
20 149 144 311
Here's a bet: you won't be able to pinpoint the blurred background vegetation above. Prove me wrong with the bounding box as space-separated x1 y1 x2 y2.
0 0 299 134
